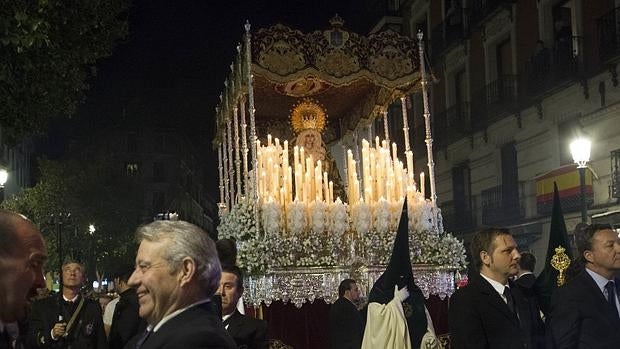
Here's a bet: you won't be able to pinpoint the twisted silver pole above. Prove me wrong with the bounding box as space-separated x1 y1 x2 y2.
245 21 261 236
417 31 437 207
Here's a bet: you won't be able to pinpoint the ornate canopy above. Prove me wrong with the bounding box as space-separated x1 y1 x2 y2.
214 15 421 145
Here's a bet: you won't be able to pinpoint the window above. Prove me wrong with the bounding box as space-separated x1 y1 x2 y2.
557 118 581 165
496 38 512 77
153 134 165 153
451 162 473 228
611 149 620 198
127 132 138 153
501 142 519 202
152 192 166 212
153 162 165 182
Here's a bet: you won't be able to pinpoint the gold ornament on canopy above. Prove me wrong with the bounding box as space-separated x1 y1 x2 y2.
290 98 327 134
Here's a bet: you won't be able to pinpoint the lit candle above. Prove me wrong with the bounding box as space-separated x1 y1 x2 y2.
318 170 323 201
323 171 329 203
288 166 293 203
329 181 334 204
392 142 397 164
420 171 425 198
267 134 272 147
300 147 305 173
295 165 302 201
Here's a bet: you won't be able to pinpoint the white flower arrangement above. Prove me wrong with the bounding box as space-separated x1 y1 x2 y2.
328 198 348 235
373 198 391 234
217 199 468 275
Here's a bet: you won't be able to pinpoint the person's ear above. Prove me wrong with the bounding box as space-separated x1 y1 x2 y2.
583 249 594 264
178 257 196 287
480 250 491 266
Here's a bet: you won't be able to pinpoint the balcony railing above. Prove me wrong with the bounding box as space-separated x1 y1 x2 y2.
524 36 583 97
431 7 469 61
471 75 518 131
481 183 525 226
598 7 620 63
434 102 471 148
469 0 515 27
440 199 477 233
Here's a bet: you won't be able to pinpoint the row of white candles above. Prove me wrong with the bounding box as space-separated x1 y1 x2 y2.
256 134 426 206
346 137 425 205
256 135 335 205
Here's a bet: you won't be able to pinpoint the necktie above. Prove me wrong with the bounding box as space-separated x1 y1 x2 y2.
605 281 619 319
135 328 152 349
503 286 516 314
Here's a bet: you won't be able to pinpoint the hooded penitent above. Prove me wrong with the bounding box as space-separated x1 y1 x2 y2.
366 198 428 348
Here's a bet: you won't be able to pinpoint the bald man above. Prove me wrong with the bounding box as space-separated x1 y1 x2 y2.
0 210 47 348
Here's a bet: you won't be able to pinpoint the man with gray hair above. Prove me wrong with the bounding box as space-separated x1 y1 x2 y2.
126 220 236 349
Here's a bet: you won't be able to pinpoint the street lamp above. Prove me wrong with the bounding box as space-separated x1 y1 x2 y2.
0 168 7 202
570 137 591 223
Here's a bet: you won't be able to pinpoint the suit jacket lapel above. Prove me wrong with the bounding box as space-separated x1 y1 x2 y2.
475 275 520 325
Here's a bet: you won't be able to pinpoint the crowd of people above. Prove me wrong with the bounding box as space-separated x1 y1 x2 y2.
0 210 265 349
2 207 620 349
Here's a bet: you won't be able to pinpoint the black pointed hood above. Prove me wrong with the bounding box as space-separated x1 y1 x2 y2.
366 198 428 348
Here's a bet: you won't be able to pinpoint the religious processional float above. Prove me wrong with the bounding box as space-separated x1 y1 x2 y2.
214 16 467 308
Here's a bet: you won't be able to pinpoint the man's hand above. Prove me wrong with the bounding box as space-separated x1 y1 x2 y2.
51 322 67 339
394 285 410 302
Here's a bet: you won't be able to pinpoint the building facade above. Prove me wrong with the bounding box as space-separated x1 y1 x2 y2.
352 0 620 272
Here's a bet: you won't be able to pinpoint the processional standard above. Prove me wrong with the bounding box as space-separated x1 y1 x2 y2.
214 16 466 308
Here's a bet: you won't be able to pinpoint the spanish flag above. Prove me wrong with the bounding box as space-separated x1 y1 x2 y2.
535 164 592 215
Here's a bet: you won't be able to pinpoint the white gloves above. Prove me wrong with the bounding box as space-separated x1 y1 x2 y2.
394 285 410 302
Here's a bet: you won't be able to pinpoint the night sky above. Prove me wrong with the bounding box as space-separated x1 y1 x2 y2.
43 0 356 198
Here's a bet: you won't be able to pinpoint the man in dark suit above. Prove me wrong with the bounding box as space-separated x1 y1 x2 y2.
0 210 47 349
27 261 107 349
124 220 236 349
449 227 544 349
328 279 363 349
219 265 267 349
107 269 146 349
515 252 537 291
547 223 620 348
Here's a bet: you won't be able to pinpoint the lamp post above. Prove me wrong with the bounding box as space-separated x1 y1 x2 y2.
0 168 8 203
570 137 591 223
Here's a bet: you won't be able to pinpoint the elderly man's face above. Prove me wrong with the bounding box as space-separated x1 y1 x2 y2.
0 221 47 321
62 262 85 289
128 239 181 325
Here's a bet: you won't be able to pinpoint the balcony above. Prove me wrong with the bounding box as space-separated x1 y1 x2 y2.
434 102 472 149
468 0 515 27
471 75 518 131
430 7 469 61
481 183 524 226
524 37 583 97
441 199 477 233
598 7 620 63
612 149 620 198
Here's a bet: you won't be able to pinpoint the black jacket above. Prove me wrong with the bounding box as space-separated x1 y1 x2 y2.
328 297 362 349
108 289 146 349
27 294 107 349
225 310 268 349
123 301 236 349
547 270 620 349
449 274 544 349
